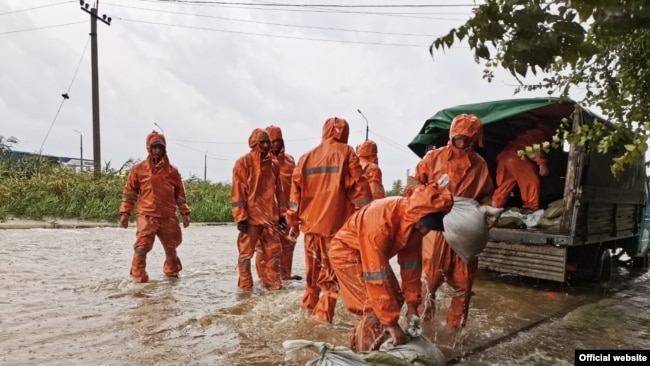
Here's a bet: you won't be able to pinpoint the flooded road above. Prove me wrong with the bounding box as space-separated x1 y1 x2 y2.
1 225 648 365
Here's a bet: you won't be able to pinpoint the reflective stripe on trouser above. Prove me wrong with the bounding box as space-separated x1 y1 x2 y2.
301 233 338 322
329 238 401 351
421 230 477 328
238 224 282 290
493 154 540 210
131 215 183 281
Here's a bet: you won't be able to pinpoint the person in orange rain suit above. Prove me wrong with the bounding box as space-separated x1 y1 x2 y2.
356 140 386 200
287 117 373 323
329 183 453 352
404 113 494 329
231 128 287 291
119 131 191 283
265 125 302 281
492 122 552 211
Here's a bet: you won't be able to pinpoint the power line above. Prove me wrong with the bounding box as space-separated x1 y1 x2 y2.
173 129 365 145
113 16 425 47
0 1 72 16
39 36 91 151
133 0 471 20
0 21 86 35
149 1 477 7
103 2 443 37
370 130 413 154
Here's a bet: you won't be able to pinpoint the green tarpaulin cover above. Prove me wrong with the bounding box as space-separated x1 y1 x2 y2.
407 97 578 158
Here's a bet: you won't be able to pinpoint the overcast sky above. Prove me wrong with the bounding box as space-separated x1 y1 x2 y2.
1 0 546 185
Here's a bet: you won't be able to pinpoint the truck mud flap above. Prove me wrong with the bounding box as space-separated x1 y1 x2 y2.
479 241 567 282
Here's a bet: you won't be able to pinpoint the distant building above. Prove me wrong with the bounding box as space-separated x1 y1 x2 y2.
11 151 94 171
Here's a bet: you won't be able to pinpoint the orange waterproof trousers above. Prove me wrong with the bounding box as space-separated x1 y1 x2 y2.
279 227 299 280
301 233 338 323
492 153 540 210
421 231 477 328
330 242 401 351
239 224 282 290
130 215 183 283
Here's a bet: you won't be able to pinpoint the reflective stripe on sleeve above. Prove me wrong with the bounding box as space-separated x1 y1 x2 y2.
231 201 247 208
400 261 421 270
355 196 372 207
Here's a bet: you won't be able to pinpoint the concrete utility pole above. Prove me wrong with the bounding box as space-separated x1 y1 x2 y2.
80 0 111 177
204 153 207 182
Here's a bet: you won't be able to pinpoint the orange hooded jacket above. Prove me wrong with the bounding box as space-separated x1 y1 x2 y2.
265 125 296 208
405 114 494 202
231 129 286 225
288 117 372 235
120 131 191 218
496 125 549 166
330 183 453 326
356 140 385 200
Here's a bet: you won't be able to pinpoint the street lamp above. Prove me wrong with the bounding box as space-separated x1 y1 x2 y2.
154 122 165 134
73 129 83 171
357 109 369 141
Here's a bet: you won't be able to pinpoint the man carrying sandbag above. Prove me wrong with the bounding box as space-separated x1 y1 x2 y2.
329 183 453 352
404 113 495 330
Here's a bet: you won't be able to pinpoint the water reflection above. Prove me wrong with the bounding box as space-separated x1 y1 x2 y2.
0 226 648 365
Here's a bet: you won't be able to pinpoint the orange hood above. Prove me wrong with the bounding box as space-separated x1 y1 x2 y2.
146 131 167 154
266 125 285 153
449 114 484 148
403 183 453 224
322 117 349 143
356 140 378 164
248 128 268 150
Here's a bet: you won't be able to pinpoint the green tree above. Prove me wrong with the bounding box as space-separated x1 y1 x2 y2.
386 179 404 196
431 0 650 173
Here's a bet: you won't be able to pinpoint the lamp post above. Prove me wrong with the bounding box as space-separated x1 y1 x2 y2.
154 122 165 134
357 109 369 141
73 129 83 171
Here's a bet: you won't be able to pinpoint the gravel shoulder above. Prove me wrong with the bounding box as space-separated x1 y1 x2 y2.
0 217 231 229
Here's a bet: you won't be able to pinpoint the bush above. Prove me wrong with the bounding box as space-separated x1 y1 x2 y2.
0 136 233 222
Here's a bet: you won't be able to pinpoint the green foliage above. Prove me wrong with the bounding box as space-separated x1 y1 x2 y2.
0 137 233 222
386 179 404 196
184 179 233 222
431 0 650 174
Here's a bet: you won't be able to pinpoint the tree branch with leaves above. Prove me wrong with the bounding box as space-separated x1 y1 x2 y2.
431 0 650 173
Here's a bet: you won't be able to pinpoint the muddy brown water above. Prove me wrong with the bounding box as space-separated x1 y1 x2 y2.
1 225 648 365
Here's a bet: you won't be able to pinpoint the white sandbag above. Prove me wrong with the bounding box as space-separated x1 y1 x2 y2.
495 208 545 229
442 197 501 264
543 199 564 219
282 339 367 366
524 209 545 228
284 317 446 366
371 316 446 366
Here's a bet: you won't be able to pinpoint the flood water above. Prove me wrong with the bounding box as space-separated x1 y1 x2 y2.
1 225 648 365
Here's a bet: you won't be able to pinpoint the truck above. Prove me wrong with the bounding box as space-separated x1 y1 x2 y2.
408 97 650 284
